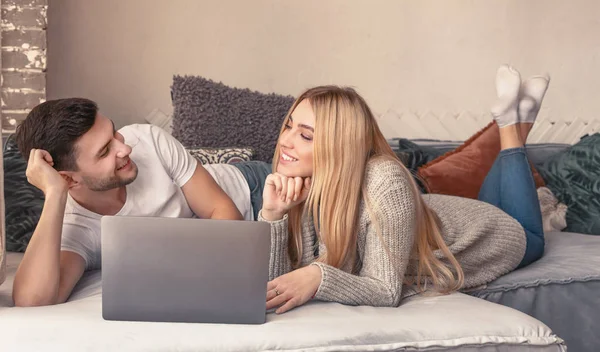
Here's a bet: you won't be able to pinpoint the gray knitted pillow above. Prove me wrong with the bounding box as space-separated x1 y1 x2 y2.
171 76 295 163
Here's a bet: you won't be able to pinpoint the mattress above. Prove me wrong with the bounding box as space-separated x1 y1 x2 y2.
471 231 600 352
0 252 565 352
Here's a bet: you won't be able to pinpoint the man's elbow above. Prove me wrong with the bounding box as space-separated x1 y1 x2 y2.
225 200 244 220
232 209 244 220
212 203 244 220
214 211 243 221
13 290 59 307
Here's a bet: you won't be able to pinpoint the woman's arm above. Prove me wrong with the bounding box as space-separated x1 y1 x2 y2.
259 173 313 280
258 211 294 280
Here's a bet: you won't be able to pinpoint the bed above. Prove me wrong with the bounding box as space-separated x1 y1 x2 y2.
395 139 600 352
0 252 565 352
471 231 600 352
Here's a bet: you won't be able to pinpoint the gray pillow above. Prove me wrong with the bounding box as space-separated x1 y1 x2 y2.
171 76 295 163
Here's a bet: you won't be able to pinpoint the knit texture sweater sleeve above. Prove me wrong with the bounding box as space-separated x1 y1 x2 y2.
258 210 320 281
312 158 416 307
257 211 293 281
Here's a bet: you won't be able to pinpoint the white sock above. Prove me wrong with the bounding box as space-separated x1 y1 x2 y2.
519 75 550 124
490 65 522 127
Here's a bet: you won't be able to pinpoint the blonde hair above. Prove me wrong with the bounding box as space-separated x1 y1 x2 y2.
272 86 464 294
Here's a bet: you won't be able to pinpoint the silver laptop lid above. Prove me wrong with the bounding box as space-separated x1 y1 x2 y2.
101 216 270 324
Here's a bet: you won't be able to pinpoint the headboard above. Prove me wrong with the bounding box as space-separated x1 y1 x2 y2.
377 109 599 144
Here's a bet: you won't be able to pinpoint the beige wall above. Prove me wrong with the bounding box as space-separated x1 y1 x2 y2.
47 0 600 133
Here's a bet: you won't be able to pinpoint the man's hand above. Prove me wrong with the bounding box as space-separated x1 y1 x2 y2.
26 148 68 195
266 265 322 314
261 173 311 221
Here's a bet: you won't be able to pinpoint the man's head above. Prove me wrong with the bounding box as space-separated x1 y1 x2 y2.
16 98 138 192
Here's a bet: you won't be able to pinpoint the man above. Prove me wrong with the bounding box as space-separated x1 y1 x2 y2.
12 98 249 307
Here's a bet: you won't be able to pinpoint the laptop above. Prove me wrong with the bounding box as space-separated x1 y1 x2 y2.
101 216 271 324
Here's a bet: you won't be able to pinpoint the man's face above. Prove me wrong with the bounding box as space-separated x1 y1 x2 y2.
70 114 138 192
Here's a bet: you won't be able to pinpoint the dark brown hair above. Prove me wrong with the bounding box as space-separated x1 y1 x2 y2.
15 98 98 171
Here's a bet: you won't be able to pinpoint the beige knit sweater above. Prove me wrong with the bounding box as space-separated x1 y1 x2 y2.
259 157 527 307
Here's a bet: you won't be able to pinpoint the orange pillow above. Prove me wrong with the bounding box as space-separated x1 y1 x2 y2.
417 122 545 199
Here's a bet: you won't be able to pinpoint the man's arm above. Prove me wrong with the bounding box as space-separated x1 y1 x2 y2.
181 164 243 220
12 148 85 307
12 190 85 306
146 124 243 220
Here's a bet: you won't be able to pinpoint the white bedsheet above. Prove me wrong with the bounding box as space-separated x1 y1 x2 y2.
0 252 565 352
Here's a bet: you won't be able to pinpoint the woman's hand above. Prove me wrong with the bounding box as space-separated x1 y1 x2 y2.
266 265 322 314
261 173 311 221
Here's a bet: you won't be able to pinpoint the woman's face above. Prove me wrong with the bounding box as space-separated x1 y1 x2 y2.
276 99 315 178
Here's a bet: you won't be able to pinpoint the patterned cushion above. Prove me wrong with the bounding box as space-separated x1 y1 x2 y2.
187 147 254 165
3 135 45 252
536 133 600 235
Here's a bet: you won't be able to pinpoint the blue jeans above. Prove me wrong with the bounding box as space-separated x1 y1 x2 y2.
232 161 272 221
478 147 545 268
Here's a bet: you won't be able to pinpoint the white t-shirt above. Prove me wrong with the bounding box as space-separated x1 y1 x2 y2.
61 124 253 270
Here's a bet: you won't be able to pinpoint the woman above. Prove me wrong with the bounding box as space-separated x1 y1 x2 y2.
258 65 550 314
